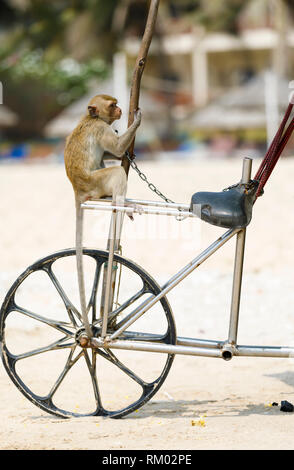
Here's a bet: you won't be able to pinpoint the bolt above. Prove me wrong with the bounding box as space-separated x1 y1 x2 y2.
79 335 89 348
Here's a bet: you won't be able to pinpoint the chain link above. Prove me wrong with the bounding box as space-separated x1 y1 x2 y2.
125 152 175 204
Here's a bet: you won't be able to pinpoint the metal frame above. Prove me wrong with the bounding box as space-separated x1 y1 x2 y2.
81 158 294 361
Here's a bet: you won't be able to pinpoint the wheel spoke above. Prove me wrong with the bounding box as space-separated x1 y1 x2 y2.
44 264 82 325
14 305 73 336
113 292 155 332
87 259 104 323
96 284 148 328
97 347 148 389
47 346 83 399
83 349 103 411
13 335 75 361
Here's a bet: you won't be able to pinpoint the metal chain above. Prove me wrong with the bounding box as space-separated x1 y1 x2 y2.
125 152 175 204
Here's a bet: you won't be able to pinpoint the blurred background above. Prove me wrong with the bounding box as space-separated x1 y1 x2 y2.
0 0 294 163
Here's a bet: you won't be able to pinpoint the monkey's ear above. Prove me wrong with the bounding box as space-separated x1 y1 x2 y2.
88 105 99 117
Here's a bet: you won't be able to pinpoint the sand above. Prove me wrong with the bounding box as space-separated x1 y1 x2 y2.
0 155 294 450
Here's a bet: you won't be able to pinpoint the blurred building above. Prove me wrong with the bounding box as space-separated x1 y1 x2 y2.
117 0 294 155
13 0 294 158
180 71 294 158
123 28 294 109
186 71 289 130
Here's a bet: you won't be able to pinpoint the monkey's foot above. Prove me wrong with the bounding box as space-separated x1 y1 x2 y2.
125 203 144 220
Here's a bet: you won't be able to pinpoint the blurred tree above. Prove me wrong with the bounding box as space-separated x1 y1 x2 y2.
0 0 146 138
2 0 290 138
166 0 245 33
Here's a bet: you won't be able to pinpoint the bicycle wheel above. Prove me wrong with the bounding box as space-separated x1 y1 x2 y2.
0 249 176 418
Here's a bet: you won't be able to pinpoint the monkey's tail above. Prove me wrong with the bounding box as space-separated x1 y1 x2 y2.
75 198 92 338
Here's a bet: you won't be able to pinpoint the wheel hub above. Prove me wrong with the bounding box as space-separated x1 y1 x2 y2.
75 325 101 348
75 327 92 348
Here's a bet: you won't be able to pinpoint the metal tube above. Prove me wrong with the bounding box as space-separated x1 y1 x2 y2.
235 345 294 358
100 208 124 320
120 331 223 349
227 158 252 345
87 197 191 210
228 228 246 344
241 157 253 184
109 228 238 340
126 198 191 210
160 228 237 291
177 336 223 349
76 203 92 338
81 202 195 218
90 337 294 359
91 337 223 358
101 210 117 338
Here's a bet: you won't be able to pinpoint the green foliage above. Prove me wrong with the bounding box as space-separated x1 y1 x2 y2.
0 48 108 106
0 0 260 138
0 1 113 137
1 0 120 57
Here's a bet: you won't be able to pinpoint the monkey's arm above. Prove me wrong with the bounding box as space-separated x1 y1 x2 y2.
100 110 142 158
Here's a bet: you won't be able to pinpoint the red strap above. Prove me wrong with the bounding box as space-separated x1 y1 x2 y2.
255 102 294 197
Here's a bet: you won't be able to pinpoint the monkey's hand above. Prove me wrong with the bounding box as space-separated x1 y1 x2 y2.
134 108 142 127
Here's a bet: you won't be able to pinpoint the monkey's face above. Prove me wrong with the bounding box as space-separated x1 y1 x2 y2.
108 101 122 121
88 95 122 124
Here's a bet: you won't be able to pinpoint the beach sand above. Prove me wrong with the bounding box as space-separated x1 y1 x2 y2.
0 156 294 450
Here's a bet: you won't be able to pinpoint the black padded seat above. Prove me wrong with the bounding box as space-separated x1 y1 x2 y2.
190 181 258 229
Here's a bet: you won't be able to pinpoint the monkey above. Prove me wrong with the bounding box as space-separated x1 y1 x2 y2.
64 94 142 337
65 94 141 202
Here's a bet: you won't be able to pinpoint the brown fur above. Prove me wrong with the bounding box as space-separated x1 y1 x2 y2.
63 95 141 336
64 94 141 204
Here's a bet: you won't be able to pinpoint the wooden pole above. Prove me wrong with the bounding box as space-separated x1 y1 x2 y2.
122 0 160 174
100 0 160 320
